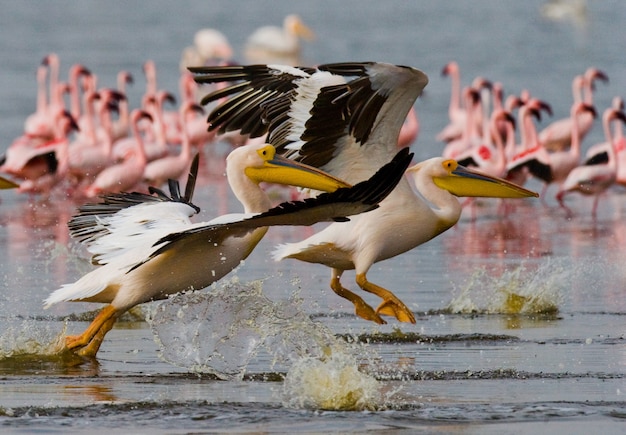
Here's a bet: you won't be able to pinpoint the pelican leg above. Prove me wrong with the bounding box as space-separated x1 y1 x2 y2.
355 273 416 323
330 269 386 324
75 316 118 357
65 304 120 357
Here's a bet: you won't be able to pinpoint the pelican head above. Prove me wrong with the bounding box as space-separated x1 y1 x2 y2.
231 143 350 193
409 158 538 198
194 28 233 60
285 14 315 41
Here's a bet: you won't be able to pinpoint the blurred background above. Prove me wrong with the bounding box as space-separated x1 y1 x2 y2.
1 0 623 163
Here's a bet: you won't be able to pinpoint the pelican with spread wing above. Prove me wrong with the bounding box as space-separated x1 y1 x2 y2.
45 146 412 357
191 62 538 324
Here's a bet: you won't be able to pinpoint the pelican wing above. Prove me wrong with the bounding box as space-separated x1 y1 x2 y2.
69 154 200 265
191 62 427 181
132 147 413 271
191 64 321 138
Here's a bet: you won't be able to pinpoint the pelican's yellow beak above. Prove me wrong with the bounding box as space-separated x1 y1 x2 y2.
433 160 538 198
0 175 19 189
245 145 350 192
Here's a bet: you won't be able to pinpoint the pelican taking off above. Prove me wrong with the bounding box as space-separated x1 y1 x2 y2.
191 62 538 325
45 146 413 357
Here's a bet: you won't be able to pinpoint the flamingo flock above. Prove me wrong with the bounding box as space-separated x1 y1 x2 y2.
0 50 420 201
0 49 623 219
437 61 625 217
0 54 214 198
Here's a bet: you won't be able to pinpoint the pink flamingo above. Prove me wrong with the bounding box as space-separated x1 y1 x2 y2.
507 102 596 200
71 90 100 155
23 59 53 139
2 83 72 181
143 102 204 186
442 87 482 159
23 54 63 139
505 99 551 187
177 71 216 147
492 84 524 144
437 61 463 142
68 63 92 121
539 69 607 151
147 91 177 158
110 70 133 141
606 98 626 186
69 91 123 183
18 111 79 195
397 107 419 148
143 60 158 96
557 107 626 216
84 110 151 198
437 62 491 143
113 91 173 161
142 60 180 144
584 96 624 165
457 109 515 178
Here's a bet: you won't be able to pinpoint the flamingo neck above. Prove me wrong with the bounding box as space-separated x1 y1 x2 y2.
450 68 460 117
570 108 583 157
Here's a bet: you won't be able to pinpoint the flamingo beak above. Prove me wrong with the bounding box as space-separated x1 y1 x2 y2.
0 175 19 189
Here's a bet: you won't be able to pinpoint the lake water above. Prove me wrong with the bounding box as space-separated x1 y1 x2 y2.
1 0 625 433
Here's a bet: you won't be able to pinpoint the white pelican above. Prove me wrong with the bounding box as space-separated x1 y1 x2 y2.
244 14 315 64
191 62 538 324
44 146 412 357
180 28 233 71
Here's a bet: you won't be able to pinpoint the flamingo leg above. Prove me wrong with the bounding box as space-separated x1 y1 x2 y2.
330 269 386 325
540 183 550 206
556 190 574 218
65 304 121 357
591 195 600 218
355 273 416 324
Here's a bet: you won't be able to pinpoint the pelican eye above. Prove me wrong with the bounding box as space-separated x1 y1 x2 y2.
442 159 457 172
258 145 275 160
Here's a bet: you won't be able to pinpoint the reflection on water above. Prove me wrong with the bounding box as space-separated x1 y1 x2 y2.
0 351 98 377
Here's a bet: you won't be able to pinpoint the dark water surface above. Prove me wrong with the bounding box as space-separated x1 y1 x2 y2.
1 1 625 433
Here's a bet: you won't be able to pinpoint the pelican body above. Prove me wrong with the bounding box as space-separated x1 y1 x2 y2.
191 62 538 324
45 145 413 357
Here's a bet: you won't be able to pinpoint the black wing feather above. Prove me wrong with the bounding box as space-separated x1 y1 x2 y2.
69 154 201 244
134 148 413 271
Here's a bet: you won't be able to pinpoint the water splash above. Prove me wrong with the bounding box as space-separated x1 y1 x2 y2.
448 260 565 315
148 277 381 410
0 320 67 359
282 351 380 411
